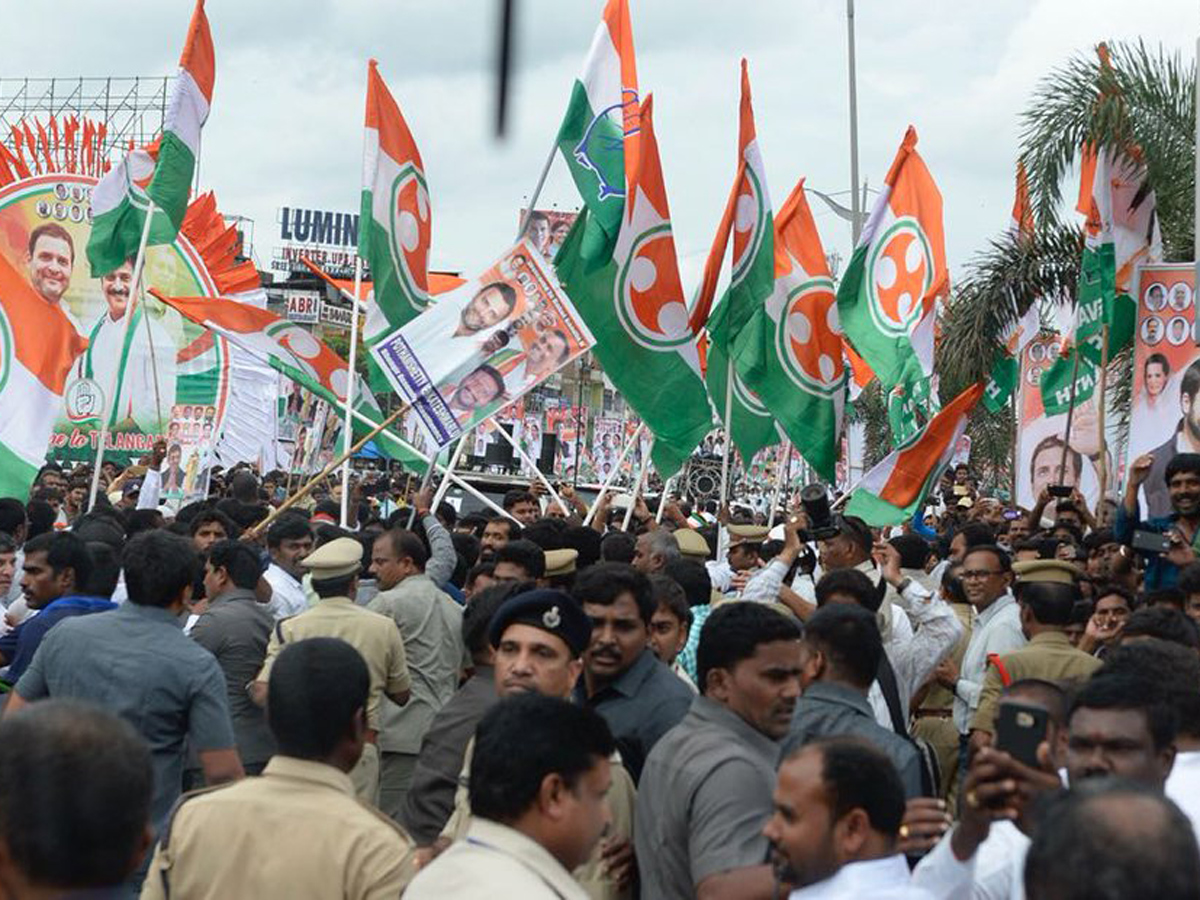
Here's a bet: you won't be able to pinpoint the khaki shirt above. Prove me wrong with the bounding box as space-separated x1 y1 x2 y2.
140 756 417 899
916 601 974 713
970 630 1103 733
256 597 410 731
408 818 589 899
442 738 636 900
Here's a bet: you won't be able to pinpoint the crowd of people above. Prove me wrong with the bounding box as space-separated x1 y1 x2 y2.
2 442 1200 898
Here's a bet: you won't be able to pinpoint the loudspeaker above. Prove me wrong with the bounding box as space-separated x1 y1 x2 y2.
538 434 559 474
485 437 514 468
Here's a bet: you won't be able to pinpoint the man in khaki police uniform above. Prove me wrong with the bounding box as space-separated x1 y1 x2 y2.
253 537 411 803
969 559 1102 740
143 638 417 899
407 694 614 899
439 589 637 900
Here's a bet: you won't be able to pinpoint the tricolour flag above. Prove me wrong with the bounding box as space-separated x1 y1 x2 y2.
1011 160 1034 239
0 251 88 496
844 382 984 526
149 290 427 472
731 178 846 481
359 59 431 345
556 0 639 264
554 95 712 478
694 60 779 462
836 126 947 392
87 0 214 276
983 302 1040 413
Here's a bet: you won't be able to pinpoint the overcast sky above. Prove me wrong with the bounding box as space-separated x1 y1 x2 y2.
4 0 1197 292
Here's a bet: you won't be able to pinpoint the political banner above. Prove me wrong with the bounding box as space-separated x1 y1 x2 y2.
519 209 578 262
1129 263 1197 518
1014 333 1118 516
0 173 230 463
370 240 593 449
592 416 623 483
160 403 215 505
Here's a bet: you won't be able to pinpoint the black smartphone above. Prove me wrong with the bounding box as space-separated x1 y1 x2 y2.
1047 484 1073 498
995 702 1049 769
1132 530 1172 554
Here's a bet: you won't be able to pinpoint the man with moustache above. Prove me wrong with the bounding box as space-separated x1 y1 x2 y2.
636 603 804 900
72 256 176 434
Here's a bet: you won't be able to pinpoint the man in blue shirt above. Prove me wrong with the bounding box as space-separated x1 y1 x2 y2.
1116 452 1200 590
0 532 116 684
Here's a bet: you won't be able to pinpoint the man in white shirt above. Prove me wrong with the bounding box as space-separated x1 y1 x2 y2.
935 545 1024 769
763 736 935 898
264 514 315 621
72 258 176 435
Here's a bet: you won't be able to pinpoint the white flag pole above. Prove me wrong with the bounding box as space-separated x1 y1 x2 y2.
655 473 676 524
431 434 471 512
622 437 655 532
767 439 792 529
717 358 735 508
87 201 156 510
338 255 364 527
584 422 645 526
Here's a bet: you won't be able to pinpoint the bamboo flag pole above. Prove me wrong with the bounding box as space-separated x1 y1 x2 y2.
245 403 408 541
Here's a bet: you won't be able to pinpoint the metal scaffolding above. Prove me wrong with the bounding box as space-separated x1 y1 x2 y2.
0 76 172 163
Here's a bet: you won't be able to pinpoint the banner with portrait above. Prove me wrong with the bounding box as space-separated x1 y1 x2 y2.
1129 263 1197 518
518 209 579 262
1015 332 1120 516
370 239 594 450
0 173 230 464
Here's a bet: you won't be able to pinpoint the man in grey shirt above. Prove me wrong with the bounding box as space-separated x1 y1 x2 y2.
636 602 804 900
7 530 242 836
400 583 521 843
191 539 276 773
369 527 467 820
783 603 924 798
572 563 695 781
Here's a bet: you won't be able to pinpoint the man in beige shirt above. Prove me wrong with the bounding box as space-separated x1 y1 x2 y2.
407 693 613 899
143 637 417 899
253 538 411 803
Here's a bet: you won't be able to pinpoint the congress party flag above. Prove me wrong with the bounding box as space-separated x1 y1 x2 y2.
556 0 640 265
731 178 846 481
0 250 89 497
554 95 713 478
1011 160 1034 239
149 290 426 471
87 0 214 276
844 382 984 526
695 61 779 462
359 59 432 343
836 127 947 393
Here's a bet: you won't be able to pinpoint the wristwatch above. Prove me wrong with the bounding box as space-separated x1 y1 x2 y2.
895 576 913 594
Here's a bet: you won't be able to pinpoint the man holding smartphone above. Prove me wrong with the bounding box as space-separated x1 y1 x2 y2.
1116 452 1200 589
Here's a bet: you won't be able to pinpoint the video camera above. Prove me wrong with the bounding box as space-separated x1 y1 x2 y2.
798 483 842 543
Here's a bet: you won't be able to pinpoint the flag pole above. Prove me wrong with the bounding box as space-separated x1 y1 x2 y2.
767 439 792 529
1055 348 1082 491
846 0 862 245
584 422 645 526
518 141 559 241
1096 324 1110 497
622 437 655 532
246 401 409 541
655 473 676 524
87 200 157 510
338 255 364 527
429 434 470 513
718 358 735 508
488 417 568 513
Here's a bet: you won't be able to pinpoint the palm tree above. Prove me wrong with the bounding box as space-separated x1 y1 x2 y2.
935 40 1195 497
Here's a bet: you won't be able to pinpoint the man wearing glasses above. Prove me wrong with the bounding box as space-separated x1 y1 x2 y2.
933 544 1025 783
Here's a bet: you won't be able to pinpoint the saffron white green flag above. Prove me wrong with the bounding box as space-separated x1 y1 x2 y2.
0 250 88 496
87 0 214 276
844 382 984 526
836 127 948 393
554 95 711 479
359 59 432 344
731 178 847 481
150 290 428 472
556 0 640 265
